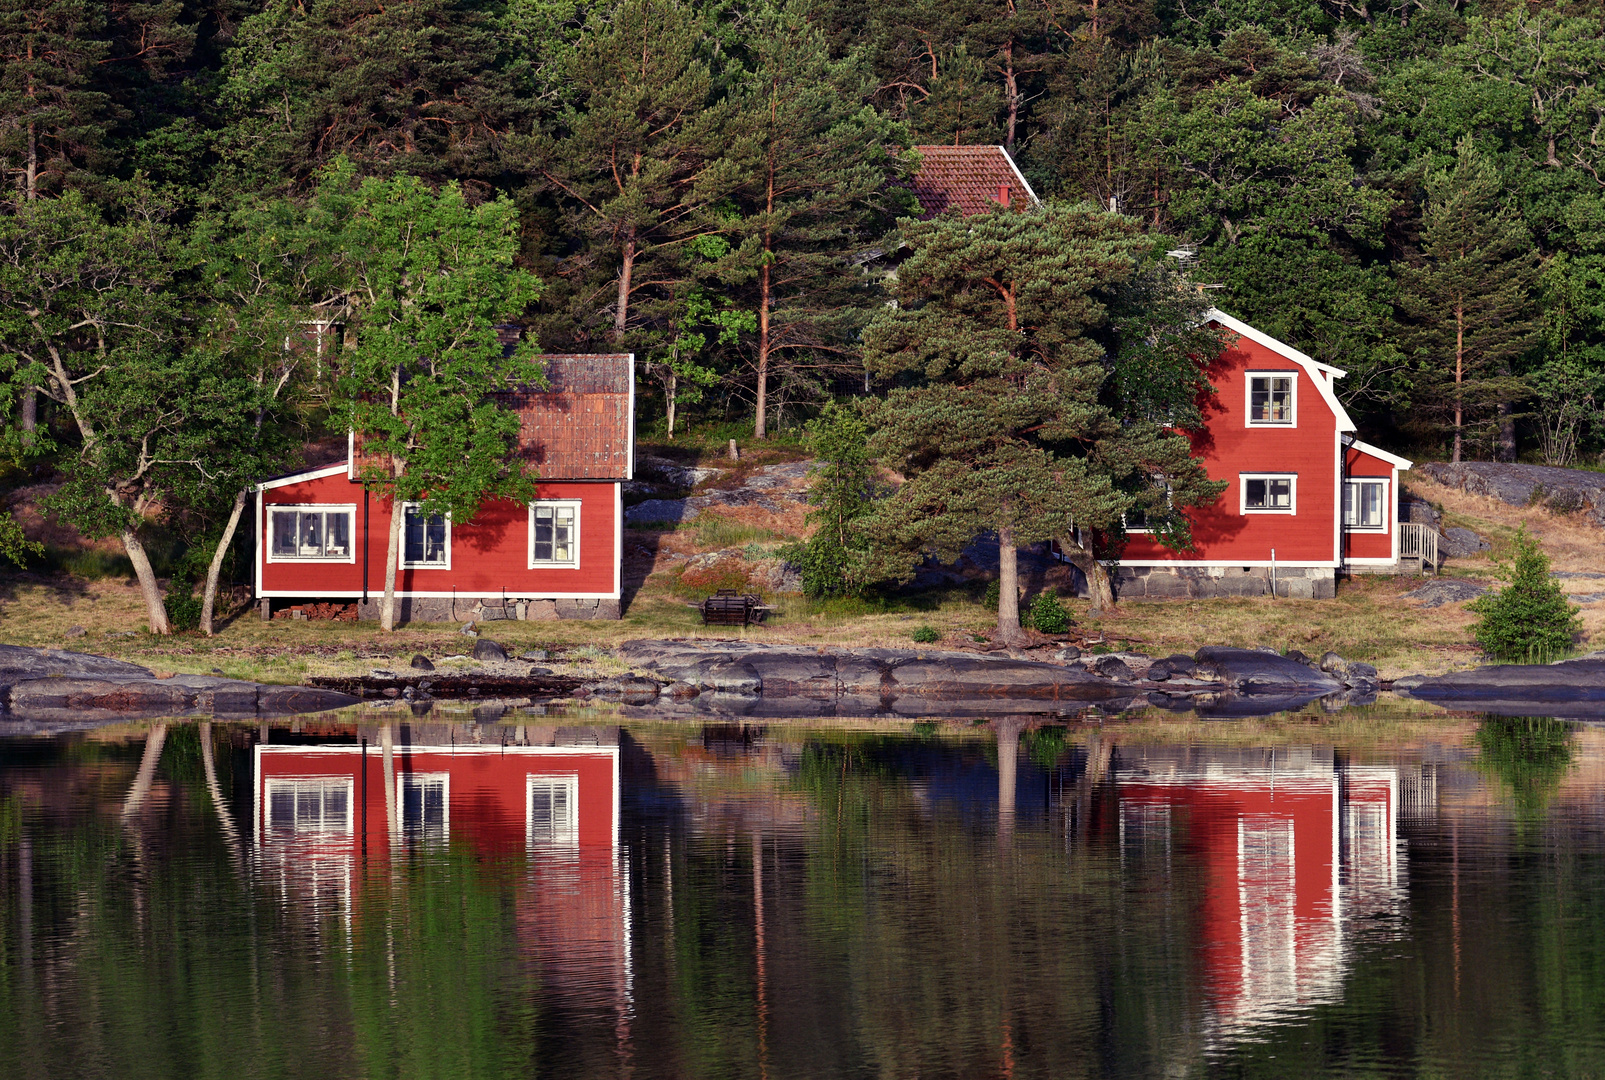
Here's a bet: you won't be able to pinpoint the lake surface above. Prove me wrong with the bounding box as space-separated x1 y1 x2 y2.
2 707 1604 1078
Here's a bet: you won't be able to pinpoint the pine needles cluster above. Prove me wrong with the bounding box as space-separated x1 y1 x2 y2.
1466 527 1581 662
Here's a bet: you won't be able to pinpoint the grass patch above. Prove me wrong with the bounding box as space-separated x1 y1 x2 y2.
693 514 785 549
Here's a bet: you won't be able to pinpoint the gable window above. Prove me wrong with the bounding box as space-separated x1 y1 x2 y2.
1344 479 1388 531
1247 373 1296 426
1241 474 1296 515
268 506 355 562
528 502 580 568
403 505 450 568
527 775 579 846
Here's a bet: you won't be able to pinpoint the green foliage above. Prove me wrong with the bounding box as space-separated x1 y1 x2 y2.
0 512 41 566
1022 591 1071 634
982 580 1001 610
1467 527 1582 661
782 402 884 598
1475 717 1575 816
911 624 939 644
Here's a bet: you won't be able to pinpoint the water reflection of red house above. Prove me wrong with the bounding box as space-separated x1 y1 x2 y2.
1116 753 1401 1037
253 740 629 1016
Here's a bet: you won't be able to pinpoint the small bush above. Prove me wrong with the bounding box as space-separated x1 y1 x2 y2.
911 624 940 644
1023 592 1071 633
982 579 1000 609
1467 526 1582 661
1546 489 1585 515
164 586 202 633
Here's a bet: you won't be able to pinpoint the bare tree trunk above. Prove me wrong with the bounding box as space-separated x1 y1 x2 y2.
1002 37 1019 153
996 717 1022 844
121 723 169 819
20 390 36 435
996 522 1027 645
1453 302 1464 464
1498 401 1516 463
122 529 171 635
380 495 403 631
666 369 678 441
614 234 636 340
755 260 771 439
1064 533 1115 613
381 723 398 849
200 488 250 635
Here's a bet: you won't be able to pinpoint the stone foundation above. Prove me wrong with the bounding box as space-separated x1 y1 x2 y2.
264 597 621 623
1111 565 1336 600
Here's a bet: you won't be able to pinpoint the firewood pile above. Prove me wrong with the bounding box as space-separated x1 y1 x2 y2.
274 602 359 622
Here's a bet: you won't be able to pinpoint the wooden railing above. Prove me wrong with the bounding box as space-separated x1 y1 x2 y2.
1399 522 1438 573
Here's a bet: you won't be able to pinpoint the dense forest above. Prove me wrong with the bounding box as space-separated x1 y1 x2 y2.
0 0 1601 627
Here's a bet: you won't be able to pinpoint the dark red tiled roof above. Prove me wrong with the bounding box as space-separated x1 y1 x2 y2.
910 145 1039 218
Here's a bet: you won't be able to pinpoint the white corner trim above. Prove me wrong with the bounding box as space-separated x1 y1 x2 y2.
997 146 1041 205
614 482 623 600
626 353 636 480
1345 437 1413 471
347 431 355 481
254 489 264 600
257 463 351 492
1205 308 1356 434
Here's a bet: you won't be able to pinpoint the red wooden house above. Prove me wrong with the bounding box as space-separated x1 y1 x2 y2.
1117 310 1414 598
254 353 634 622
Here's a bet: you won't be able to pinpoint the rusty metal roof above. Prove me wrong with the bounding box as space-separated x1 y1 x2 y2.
910 145 1040 218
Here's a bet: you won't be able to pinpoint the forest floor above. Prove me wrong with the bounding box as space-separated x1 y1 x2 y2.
2 444 1602 686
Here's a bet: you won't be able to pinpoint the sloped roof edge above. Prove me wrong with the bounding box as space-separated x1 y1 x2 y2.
1204 308 1356 434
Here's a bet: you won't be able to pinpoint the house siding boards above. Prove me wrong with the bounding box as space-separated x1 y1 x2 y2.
1344 442 1409 565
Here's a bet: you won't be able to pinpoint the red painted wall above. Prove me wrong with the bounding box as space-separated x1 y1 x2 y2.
1123 326 1339 565
260 469 617 597
1343 445 1396 562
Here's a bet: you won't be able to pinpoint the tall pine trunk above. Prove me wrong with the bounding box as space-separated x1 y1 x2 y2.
1002 36 1019 153
1065 532 1115 613
666 368 678 440
996 522 1027 645
22 56 38 434
199 488 250 635
755 260 771 438
614 233 636 340
1453 300 1464 464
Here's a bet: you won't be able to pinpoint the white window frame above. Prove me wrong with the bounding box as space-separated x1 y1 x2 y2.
266 504 358 563
527 500 582 569
1124 478 1173 535
262 777 355 835
397 772 450 843
401 503 452 569
1245 371 1298 427
1240 473 1297 515
526 774 579 848
1344 478 1389 532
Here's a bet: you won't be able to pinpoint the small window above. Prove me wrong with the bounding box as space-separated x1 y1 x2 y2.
1242 475 1295 514
268 507 355 561
1125 477 1173 534
528 502 580 568
399 773 448 843
403 505 450 568
1247 374 1296 426
264 778 353 836
527 775 578 846
1345 480 1387 531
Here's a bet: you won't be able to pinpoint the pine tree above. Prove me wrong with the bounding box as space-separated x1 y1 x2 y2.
1397 138 1540 463
861 202 1221 641
0 0 108 200
526 0 732 347
1467 526 1581 661
717 1 911 437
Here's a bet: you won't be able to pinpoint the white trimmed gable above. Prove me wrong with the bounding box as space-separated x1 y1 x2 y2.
1205 308 1356 434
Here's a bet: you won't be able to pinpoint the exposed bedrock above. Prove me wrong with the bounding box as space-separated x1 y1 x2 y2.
1394 657 1605 716
1418 461 1605 525
0 645 360 724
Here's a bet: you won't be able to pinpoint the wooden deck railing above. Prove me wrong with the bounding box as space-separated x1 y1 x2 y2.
1399 522 1438 573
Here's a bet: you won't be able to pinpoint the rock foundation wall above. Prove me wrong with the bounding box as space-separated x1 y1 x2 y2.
268 597 622 623
1112 565 1336 600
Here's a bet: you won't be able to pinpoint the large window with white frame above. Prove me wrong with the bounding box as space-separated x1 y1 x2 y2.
398 773 449 843
528 501 580 568
402 504 450 568
268 506 355 562
1241 474 1296 515
1246 372 1297 426
526 774 579 847
1344 478 1388 531
264 777 353 837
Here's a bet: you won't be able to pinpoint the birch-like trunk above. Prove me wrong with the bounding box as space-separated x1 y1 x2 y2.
200 488 250 635
122 528 171 634
755 260 771 439
614 234 636 340
1453 301 1464 464
995 522 1027 645
666 368 678 440
380 494 404 631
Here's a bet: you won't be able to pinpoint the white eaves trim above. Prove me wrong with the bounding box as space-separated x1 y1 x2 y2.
257 463 351 492
1345 436 1413 471
1204 308 1356 434
997 146 1041 205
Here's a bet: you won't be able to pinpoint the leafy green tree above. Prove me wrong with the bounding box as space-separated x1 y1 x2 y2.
1467 526 1581 662
0 184 266 634
320 167 544 631
643 287 750 441
1475 716 1575 817
716 1 911 438
783 401 883 598
862 203 1221 640
1397 138 1540 463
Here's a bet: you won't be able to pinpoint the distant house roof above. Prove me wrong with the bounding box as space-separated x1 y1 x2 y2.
910 145 1040 217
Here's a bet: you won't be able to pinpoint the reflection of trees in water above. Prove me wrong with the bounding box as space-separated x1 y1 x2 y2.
1475 716 1575 815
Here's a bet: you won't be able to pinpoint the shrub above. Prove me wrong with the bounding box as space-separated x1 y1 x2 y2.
911 624 940 644
982 579 1000 609
1467 526 1581 661
1023 591 1071 633
164 583 202 633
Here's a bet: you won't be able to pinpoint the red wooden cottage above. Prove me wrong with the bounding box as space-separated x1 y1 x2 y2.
255 353 634 622
1118 309 1414 599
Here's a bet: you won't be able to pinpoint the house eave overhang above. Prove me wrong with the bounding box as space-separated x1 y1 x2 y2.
1204 308 1357 434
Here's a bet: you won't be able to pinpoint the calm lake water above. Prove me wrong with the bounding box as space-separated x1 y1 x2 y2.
2 707 1604 1079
